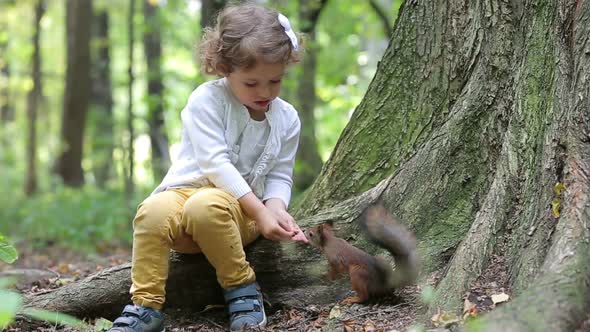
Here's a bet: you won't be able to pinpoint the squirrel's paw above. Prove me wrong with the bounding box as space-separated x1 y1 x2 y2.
340 296 364 305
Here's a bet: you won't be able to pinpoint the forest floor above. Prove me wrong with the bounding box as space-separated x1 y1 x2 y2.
2 242 590 332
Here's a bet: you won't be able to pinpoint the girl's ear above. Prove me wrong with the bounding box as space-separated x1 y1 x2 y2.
217 63 230 76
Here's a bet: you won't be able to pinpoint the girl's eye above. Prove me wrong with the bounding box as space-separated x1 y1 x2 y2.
245 82 257 87
270 80 282 84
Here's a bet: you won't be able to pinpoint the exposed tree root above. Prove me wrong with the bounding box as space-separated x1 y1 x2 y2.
426 127 515 316
470 113 590 330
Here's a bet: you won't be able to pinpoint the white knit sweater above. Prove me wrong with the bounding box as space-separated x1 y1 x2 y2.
152 78 301 207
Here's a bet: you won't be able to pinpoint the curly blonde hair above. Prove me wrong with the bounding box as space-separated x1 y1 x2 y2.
199 2 303 75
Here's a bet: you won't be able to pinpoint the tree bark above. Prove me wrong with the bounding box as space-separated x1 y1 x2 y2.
24 0 45 196
24 0 590 331
90 8 114 187
143 0 170 183
54 0 92 187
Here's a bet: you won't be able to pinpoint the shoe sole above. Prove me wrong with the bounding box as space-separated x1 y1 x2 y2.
229 309 266 331
258 306 267 328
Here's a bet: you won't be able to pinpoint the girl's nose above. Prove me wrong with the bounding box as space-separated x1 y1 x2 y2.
258 85 271 98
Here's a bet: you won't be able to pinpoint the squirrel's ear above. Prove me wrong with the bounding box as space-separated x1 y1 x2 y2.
326 219 335 226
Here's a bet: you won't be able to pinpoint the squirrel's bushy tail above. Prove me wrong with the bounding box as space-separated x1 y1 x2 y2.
360 203 421 288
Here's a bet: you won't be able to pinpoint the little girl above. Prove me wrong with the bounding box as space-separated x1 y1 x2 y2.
108 3 307 332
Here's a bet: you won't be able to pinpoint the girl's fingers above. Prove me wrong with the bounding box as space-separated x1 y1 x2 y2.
278 219 294 234
292 231 308 243
287 219 295 231
273 222 293 240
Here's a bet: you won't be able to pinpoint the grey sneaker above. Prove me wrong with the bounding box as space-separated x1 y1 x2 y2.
223 282 267 331
108 304 164 332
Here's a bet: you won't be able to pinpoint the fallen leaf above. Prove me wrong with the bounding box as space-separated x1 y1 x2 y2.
57 263 71 274
342 319 356 332
287 308 303 321
431 308 460 327
329 305 342 319
491 292 510 305
363 320 377 331
56 277 75 286
431 308 441 323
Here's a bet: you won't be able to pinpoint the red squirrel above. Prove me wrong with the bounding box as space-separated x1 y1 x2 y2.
304 203 420 304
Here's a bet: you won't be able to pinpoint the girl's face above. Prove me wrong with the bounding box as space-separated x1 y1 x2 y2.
226 62 286 118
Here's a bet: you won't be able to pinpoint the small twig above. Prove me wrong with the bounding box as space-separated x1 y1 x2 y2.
285 316 316 330
195 314 224 329
283 304 321 314
345 302 406 320
46 268 61 279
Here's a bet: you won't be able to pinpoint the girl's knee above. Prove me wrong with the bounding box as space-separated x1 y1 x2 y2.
183 188 237 228
133 191 182 231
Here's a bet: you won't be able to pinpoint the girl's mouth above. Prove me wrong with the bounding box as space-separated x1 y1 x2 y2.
254 100 270 107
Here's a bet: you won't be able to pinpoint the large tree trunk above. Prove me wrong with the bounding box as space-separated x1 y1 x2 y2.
54 0 92 187
143 0 170 183
89 7 114 187
24 0 590 331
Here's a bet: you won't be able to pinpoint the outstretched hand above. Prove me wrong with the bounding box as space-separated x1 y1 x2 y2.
255 208 295 241
262 199 308 243
271 208 308 243
238 193 308 243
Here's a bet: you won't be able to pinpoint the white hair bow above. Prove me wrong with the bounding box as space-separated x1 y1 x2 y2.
278 13 299 51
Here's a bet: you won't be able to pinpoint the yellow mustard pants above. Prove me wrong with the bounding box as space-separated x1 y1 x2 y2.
129 187 260 310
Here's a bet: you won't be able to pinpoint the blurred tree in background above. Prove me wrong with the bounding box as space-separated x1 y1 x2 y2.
53 0 92 187
89 2 114 188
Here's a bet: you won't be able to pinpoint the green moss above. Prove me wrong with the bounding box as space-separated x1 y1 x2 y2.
297 12 460 215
